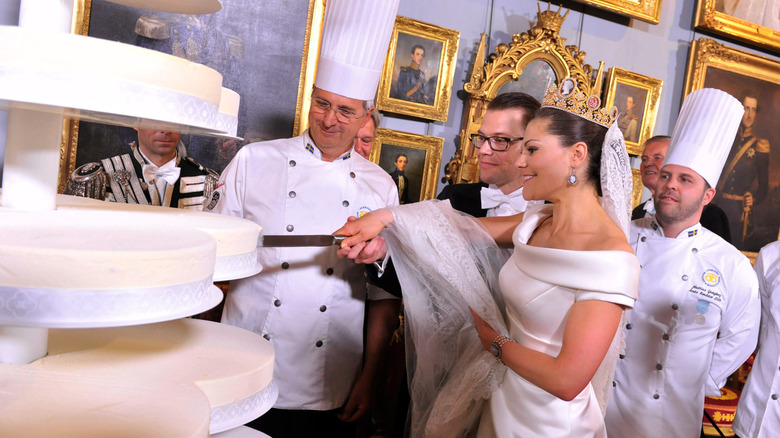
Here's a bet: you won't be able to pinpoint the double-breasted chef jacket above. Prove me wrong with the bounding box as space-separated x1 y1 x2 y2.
210 131 399 410
605 217 760 437
733 241 780 438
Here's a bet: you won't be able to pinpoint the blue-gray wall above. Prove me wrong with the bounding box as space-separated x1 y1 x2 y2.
386 0 779 196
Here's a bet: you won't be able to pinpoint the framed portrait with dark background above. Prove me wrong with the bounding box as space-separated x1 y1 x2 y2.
685 38 780 257
59 0 324 189
604 67 663 156
376 16 459 122
369 128 443 204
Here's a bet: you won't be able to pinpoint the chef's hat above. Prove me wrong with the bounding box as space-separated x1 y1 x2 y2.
314 0 400 101
663 88 744 187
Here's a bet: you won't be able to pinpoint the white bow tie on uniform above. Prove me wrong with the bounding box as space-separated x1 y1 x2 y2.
142 164 180 185
480 185 528 216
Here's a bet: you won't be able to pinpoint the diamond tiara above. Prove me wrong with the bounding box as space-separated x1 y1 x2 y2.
542 77 617 128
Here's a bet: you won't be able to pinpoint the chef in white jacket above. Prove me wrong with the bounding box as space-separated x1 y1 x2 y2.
733 240 780 437
605 88 761 437
207 0 401 436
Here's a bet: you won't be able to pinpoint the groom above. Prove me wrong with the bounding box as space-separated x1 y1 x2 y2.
437 92 540 218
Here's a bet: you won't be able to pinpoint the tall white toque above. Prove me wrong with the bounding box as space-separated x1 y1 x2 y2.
314 0 401 101
663 88 744 188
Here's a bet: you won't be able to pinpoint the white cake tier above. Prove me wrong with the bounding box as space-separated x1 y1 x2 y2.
0 319 276 437
55 194 262 281
0 25 235 137
0 207 226 327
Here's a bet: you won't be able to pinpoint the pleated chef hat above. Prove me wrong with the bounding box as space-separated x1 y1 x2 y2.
663 88 744 187
314 0 400 101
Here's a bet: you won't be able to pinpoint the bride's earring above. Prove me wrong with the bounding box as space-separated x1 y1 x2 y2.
567 166 578 185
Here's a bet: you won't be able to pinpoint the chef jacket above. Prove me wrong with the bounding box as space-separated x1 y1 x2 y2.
733 241 780 438
209 131 399 410
605 218 760 437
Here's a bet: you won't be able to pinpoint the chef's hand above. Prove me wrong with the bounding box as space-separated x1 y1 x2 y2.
335 209 393 261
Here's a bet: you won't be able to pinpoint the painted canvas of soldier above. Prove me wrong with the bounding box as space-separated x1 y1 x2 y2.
390 33 441 106
714 90 772 250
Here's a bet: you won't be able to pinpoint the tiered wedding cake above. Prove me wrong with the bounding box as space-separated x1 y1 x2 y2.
0 1 275 436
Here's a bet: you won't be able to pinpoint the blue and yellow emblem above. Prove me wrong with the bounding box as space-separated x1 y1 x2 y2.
687 229 698 237
702 269 721 287
356 206 372 218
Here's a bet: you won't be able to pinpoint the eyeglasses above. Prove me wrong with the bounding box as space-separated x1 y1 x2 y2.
470 133 523 151
310 97 365 123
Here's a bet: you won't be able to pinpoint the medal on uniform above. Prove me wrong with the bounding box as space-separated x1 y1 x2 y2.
696 299 709 324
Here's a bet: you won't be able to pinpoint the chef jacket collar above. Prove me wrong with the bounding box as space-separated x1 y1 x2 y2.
302 130 352 161
650 216 702 239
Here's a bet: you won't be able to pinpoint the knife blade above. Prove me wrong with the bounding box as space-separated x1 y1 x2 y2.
257 234 384 274
258 234 347 247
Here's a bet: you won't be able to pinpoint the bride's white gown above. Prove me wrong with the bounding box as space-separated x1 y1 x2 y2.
477 205 639 437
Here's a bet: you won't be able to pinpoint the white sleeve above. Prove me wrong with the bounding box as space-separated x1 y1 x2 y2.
705 256 761 396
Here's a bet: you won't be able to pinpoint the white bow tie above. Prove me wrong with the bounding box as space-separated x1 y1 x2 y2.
480 185 528 216
142 164 180 185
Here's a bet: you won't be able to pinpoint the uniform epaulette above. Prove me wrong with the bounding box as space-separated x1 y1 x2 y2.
183 155 206 171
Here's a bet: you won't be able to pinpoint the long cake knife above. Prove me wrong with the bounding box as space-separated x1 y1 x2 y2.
258 234 383 274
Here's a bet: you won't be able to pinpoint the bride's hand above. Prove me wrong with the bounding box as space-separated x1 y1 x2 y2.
334 209 393 256
470 307 499 353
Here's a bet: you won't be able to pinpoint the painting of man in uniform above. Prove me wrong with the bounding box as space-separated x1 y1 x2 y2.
389 32 442 106
615 82 647 144
704 68 780 252
378 143 427 204
70 0 311 174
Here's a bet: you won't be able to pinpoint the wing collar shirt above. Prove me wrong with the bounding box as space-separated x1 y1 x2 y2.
210 131 399 410
606 217 760 437
480 185 539 218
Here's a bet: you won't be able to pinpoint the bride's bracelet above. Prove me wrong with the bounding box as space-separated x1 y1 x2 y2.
489 334 514 365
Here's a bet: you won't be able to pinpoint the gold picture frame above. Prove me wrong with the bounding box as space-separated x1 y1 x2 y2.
632 168 644 210
369 128 443 203
571 0 663 24
376 16 460 122
604 67 663 156
684 37 780 259
695 0 780 53
58 0 325 192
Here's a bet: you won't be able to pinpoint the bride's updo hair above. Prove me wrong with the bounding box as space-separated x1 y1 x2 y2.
534 107 608 195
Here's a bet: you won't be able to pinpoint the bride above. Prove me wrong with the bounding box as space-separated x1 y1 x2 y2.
336 78 640 437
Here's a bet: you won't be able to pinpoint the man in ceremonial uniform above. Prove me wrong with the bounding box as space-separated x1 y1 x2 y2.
618 94 639 142
67 128 216 210
605 88 761 437
395 44 429 104
437 92 540 217
714 91 771 250
632 135 731 242
208 0 401 436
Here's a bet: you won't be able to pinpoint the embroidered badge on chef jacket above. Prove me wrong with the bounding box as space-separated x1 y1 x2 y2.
341 152 351 160
205 191 220 211
305 142 315 154
702 269 721 287
356 206 372 218
687 229 698 237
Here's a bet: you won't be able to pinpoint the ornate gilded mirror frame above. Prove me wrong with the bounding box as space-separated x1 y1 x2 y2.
443 4 600 185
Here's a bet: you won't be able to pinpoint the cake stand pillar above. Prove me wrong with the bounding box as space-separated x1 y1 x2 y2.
0 326 48 364
1 108 63 210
